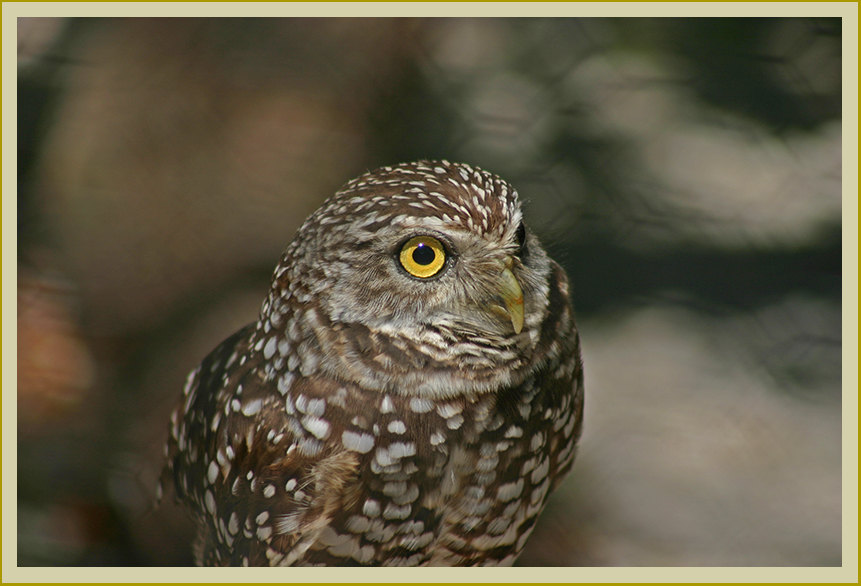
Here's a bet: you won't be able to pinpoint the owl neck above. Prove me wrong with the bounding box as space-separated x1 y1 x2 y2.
259 293 538 400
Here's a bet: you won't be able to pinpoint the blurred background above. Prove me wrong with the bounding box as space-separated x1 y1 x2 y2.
16 17 844 566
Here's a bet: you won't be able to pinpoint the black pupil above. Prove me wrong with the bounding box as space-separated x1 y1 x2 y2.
412 243 436 265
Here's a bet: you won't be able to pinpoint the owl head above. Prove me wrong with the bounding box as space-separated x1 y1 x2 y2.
262 161 558 398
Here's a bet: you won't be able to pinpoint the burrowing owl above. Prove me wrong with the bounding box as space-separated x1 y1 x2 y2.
161 160 583 566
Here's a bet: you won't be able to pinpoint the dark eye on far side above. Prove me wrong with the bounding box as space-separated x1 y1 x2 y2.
515 222 527 257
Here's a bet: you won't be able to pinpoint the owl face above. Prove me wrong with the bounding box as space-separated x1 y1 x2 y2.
267 161 554 398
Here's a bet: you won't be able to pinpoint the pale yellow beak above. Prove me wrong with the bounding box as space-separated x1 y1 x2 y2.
496 260 524 335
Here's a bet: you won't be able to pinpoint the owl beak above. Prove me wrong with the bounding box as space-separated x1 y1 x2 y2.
497 262 525 335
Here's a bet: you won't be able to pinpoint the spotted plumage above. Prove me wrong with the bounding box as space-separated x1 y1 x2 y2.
161 160 584 566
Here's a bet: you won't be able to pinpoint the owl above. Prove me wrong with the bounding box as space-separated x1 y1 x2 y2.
161 160 584 566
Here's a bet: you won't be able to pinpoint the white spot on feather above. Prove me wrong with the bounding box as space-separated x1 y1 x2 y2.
207 461 219 484
263 337 277 359
342 430 374 453
409 398 433 413
204 490 216 515
242 399 262 416
363 499 381 518
302 415 331 439
387 420 406 434
496 478 525 502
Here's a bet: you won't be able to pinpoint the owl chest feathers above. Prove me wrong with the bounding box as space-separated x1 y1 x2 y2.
204 318 574 565
169 301 580 566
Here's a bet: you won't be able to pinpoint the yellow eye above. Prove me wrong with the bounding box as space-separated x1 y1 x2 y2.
399 236 446 278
